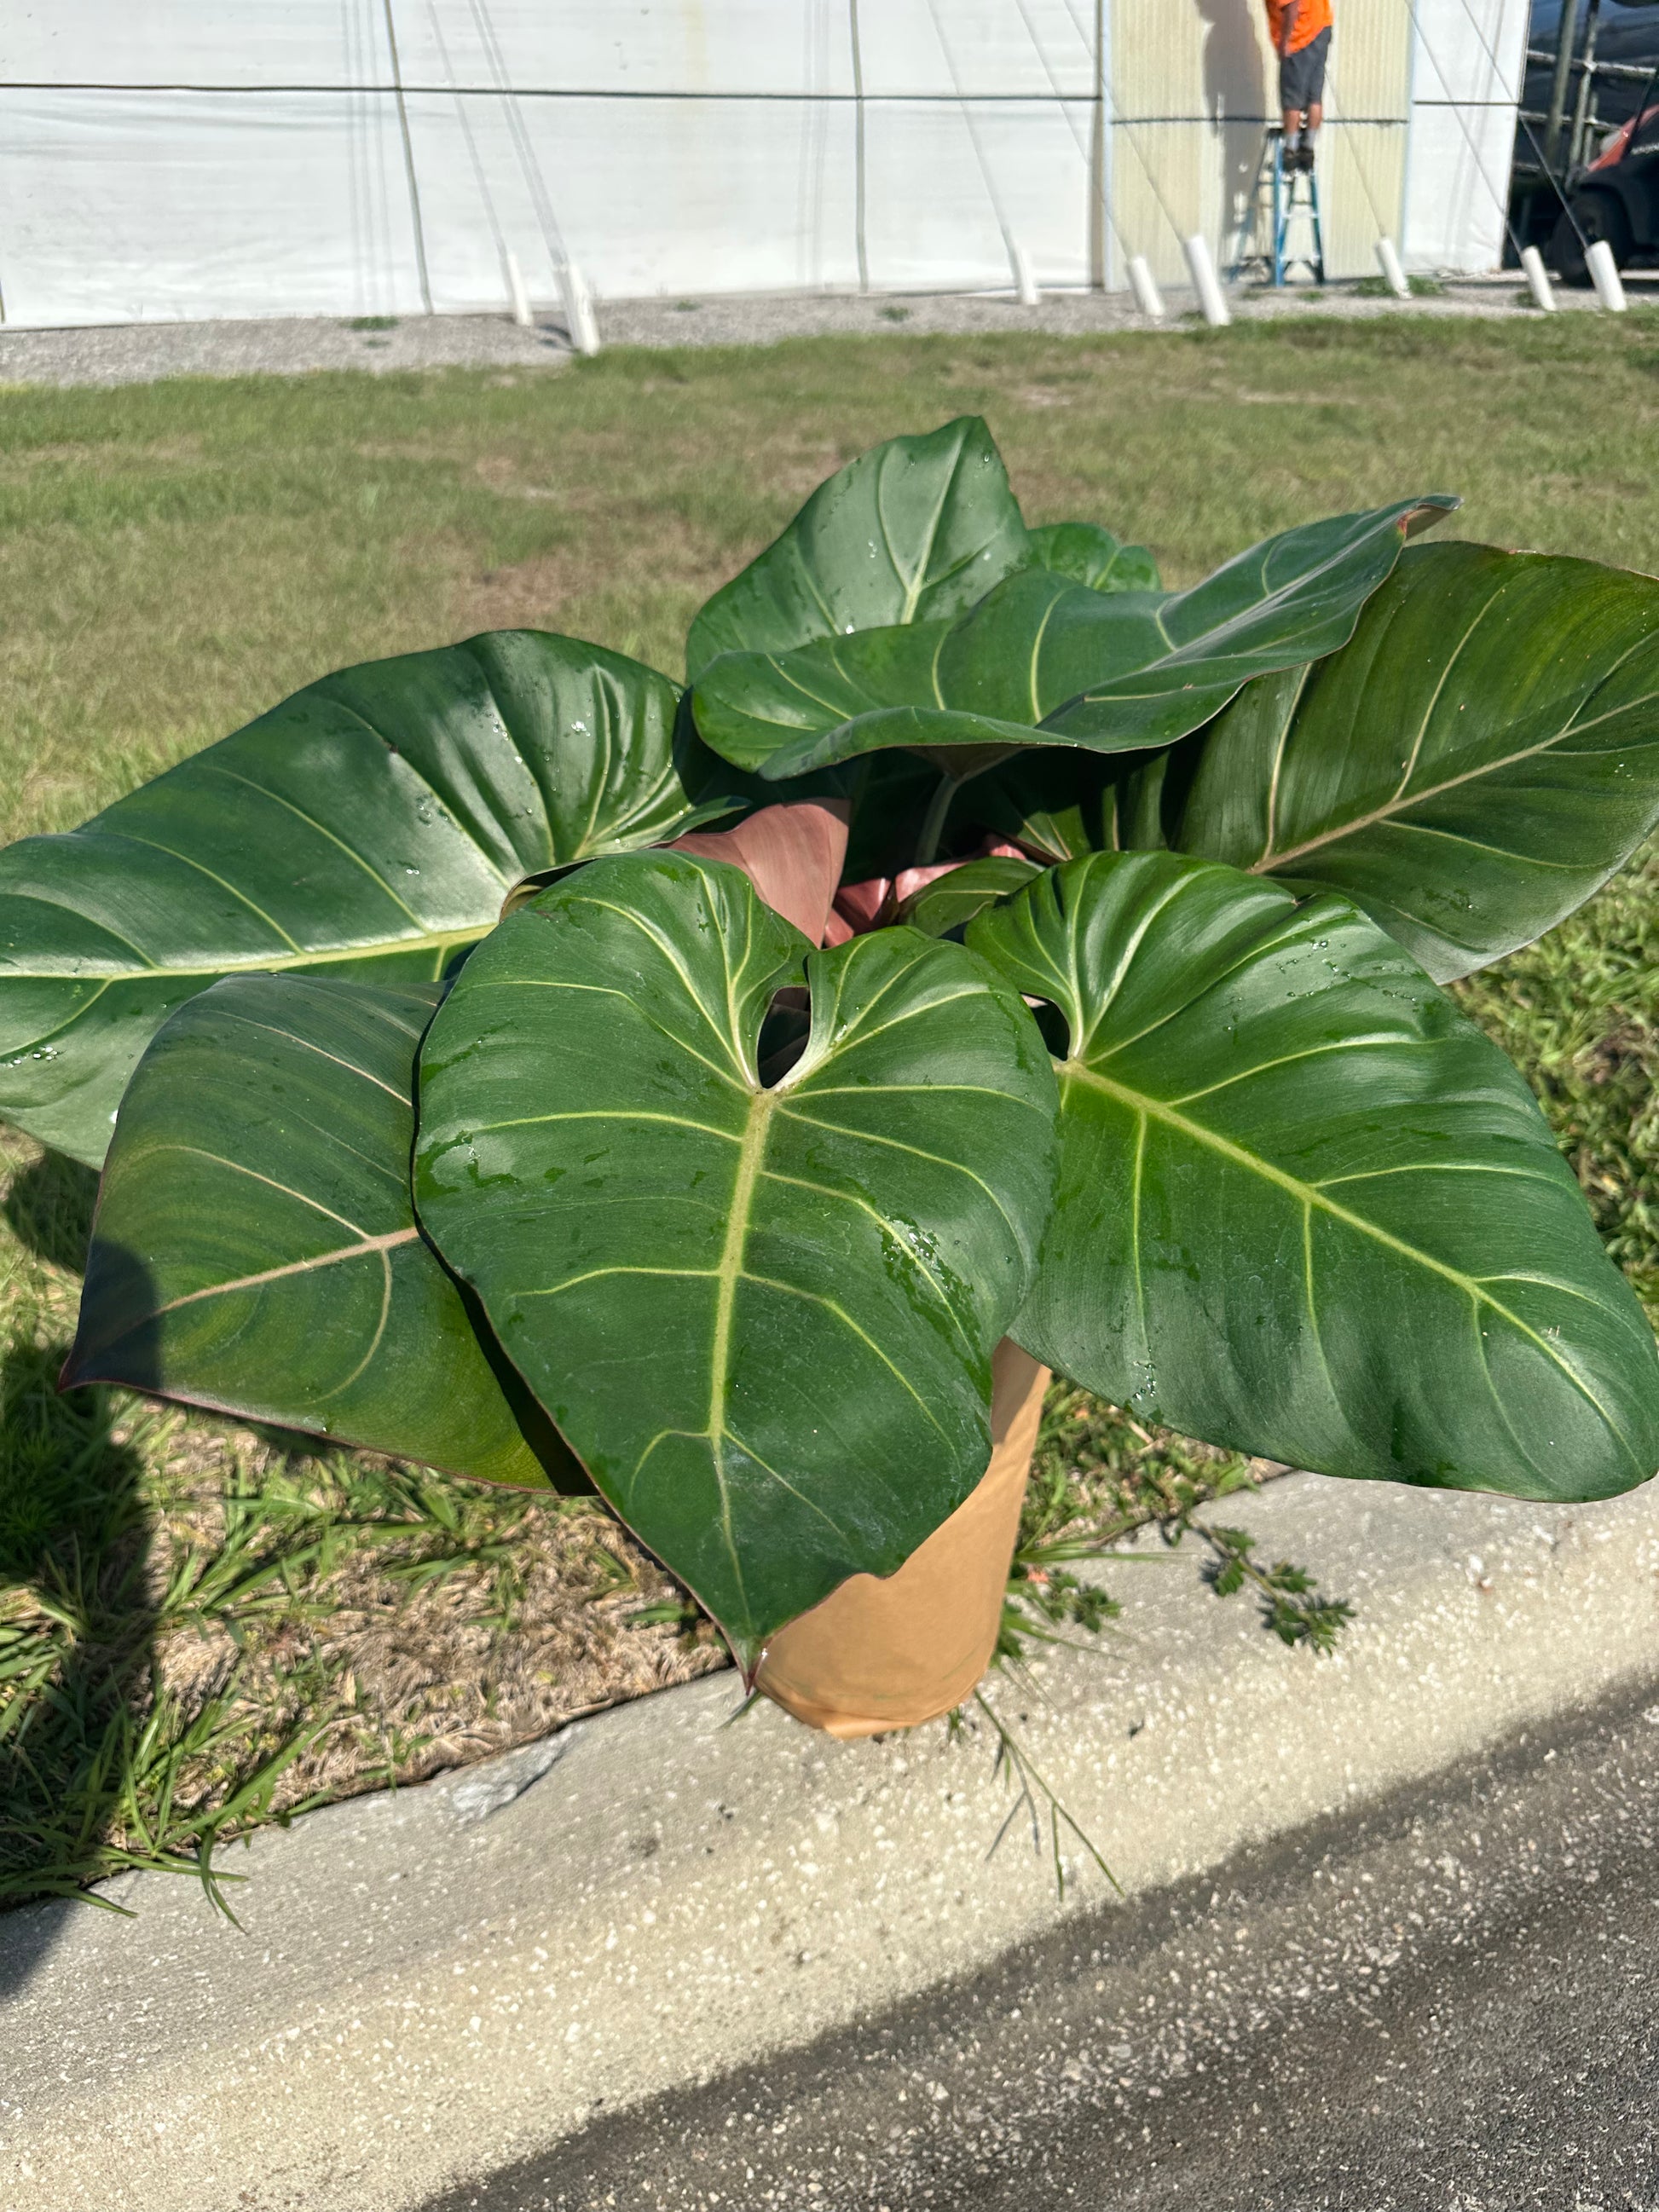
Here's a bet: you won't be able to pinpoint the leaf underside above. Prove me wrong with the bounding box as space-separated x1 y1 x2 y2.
0 630 726 1165
66 975 573 1489
1172 541 1659 981
414 852 1059 1659
968 852 1659 1504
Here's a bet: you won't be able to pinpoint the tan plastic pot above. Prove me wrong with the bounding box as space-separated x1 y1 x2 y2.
753 1340 1050 1738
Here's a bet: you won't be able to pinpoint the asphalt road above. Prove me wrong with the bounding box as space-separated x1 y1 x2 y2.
422 1674 1659 2212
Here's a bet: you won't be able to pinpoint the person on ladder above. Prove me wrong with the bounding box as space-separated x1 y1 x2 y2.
1266 0 1331 172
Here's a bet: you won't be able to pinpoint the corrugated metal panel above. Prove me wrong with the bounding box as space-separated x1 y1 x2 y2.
1107 0 1411 286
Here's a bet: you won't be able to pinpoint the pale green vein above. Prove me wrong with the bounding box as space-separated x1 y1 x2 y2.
476 1107 742 1141
1166 1033 1415 1108
723 1424 856 1542
743 1272 956 1447
101 832 305 952
203 765 430 927
1064 1060 1643 1472
776 1106 1032 1253
315 1249 396 1402
1315 1162 1565 1193
706 1091 775 1605
517 1264 721 1302
213 1008 411 1105
148 1226 419 1319
759 1164 974 1346
12 920 486 983
134 1143 375 1241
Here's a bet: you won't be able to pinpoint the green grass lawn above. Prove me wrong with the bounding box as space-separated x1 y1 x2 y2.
3 312 1658 1908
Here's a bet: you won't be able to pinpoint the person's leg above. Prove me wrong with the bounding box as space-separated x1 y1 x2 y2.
1297 34 1330 169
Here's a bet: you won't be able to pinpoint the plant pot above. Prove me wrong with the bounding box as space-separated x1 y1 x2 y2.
753 1340 1050 1738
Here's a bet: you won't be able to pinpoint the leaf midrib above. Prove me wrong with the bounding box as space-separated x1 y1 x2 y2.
704 1087 775 1600
1061 1057 1639 1470
1256 676 1659 874
6 923 487 982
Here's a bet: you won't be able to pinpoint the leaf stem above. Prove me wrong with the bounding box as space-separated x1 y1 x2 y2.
916 772 962 867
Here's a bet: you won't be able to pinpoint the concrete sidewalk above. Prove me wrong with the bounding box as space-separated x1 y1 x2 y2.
4 1469 1659 2211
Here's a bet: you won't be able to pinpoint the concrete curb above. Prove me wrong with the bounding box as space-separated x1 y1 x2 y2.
5 1469 1659 2211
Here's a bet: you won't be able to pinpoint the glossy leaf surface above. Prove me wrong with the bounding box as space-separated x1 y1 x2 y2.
685 417 1031 677
1026 521 1160 594
900 855 1045 938
1172 542 1659 981
693 498 1455 780
969 852 1659 1504
0 630 727 1167
415 852 1058 1659
66 975 571 1488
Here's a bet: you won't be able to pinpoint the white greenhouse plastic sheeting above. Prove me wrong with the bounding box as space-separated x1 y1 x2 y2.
0 1 1529 329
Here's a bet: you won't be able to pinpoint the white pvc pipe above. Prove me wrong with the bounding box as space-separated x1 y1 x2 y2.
1374 237 1410 300
1520 244 1558 313
1183 234 1230 327
1128 255 1166 321
1010 241 1041 308
505 249 533 328
1586 237 1627 313
559 259 602 355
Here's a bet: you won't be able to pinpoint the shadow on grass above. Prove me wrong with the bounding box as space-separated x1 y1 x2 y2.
2 1146 100 1275
0 1335 153 1993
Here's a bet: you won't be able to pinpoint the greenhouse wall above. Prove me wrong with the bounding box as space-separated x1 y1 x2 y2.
0 0 1528 327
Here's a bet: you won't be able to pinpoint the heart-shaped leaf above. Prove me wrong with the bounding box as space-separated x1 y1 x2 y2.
1026 521 1160 594
1171 542 1659 981
0 630 731 1167
414 852 1059 1660
968 852 1659 1504
685 416 1032 678
692 497 1457 781
65 974 575 1488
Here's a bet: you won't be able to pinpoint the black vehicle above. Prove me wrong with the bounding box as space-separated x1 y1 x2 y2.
1551 88 1659 278
1514 0 1659 271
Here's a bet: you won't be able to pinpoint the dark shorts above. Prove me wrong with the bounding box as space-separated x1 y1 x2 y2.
1280 26 1330 113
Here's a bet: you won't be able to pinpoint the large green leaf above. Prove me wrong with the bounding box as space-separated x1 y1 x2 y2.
1026 521 1160 594
685 416 1031 678
65 974 575 1488
968 852 1659 1504
414 852 1058 1660
692 497 1456 781
0 630 731 1168
1171 542 1659 981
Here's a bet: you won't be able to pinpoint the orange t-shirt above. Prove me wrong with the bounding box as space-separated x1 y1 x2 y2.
1265 0 1332 54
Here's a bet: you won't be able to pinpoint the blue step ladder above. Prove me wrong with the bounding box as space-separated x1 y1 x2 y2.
1228 127 1325 287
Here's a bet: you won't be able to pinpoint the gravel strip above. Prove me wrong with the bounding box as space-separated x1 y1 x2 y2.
1 274 1651 389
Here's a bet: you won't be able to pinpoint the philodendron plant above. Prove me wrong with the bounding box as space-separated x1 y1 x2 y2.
7 416 1659 1682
